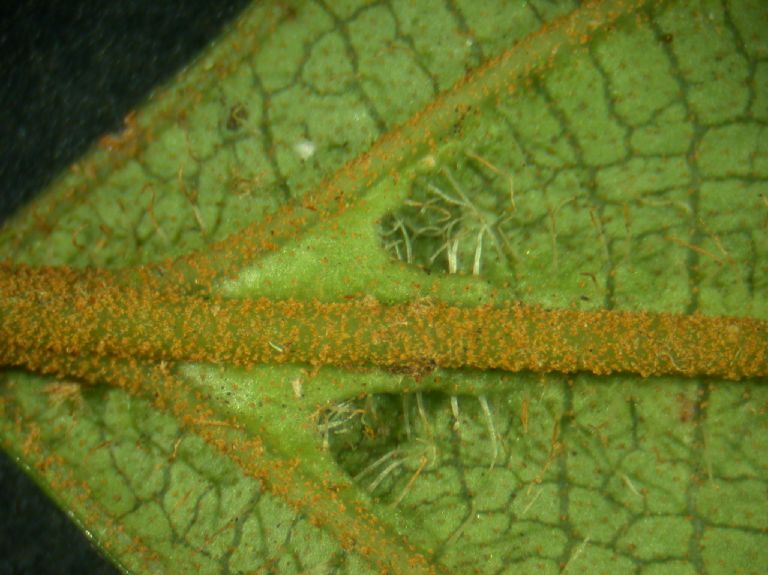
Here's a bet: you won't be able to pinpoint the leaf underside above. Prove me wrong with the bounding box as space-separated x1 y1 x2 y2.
1 1 767 574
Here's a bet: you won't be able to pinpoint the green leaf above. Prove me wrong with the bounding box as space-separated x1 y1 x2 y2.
2 1 767 574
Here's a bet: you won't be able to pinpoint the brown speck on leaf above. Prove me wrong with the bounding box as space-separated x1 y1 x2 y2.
226 102 249 131
99 111 139 153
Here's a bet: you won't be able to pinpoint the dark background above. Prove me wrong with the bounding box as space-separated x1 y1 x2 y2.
0 1 251 573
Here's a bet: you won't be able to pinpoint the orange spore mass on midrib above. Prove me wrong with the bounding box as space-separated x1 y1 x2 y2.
1 263 766 382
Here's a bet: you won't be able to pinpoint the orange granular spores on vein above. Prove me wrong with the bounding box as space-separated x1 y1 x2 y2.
1 263 765 381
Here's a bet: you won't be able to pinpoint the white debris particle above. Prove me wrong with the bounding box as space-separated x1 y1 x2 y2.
293 139 316 160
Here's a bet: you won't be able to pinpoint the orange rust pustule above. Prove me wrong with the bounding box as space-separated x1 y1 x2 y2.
1 263 765 382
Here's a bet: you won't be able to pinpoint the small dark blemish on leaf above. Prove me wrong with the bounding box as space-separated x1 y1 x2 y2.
226 102 249 131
